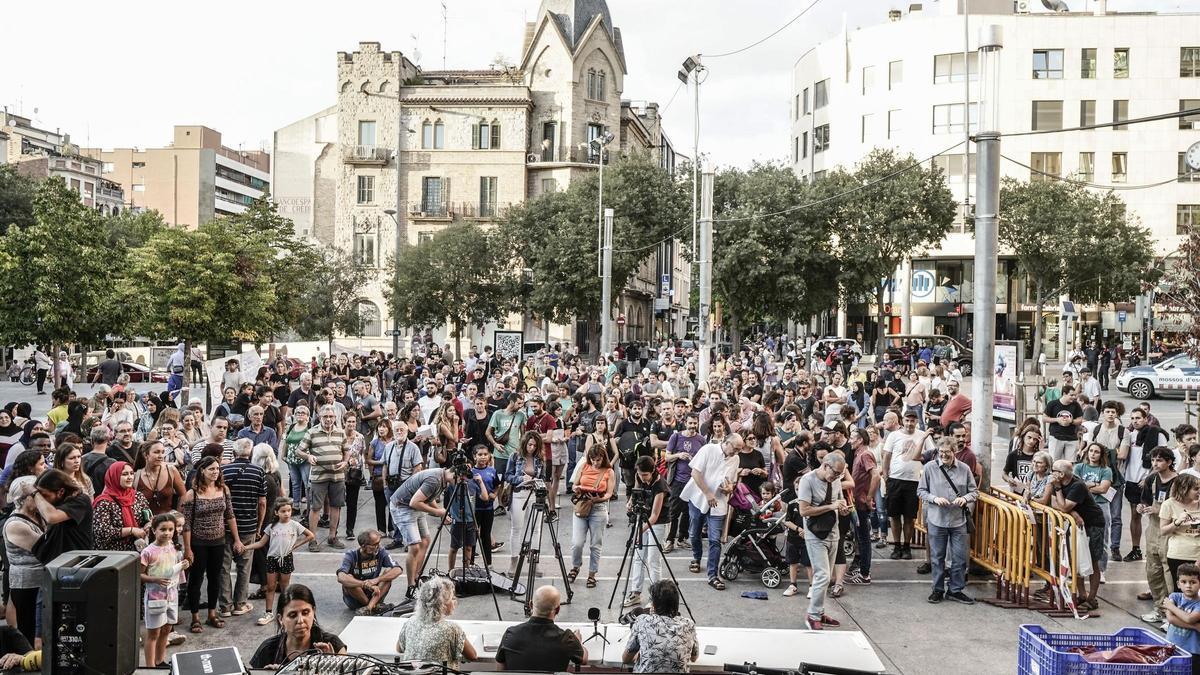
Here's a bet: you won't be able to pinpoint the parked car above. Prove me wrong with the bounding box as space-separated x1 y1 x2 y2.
85 360 168 384
69 350 137 370
806 338 863 362
1116 352 1200 400
883 334 973 376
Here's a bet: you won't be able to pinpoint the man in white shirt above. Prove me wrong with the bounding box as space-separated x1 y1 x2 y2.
416 382 442 424
1119 408 1171 562
881 411 934 561
1078 368 1102 408
681 433 744 589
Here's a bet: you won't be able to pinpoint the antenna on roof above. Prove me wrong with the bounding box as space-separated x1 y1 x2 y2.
441 1 448 69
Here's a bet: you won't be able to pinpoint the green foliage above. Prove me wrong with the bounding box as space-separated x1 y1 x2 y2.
0 178 123 348
386 222 512 356
710 162 840 333
1158 224 1200 357
497 152 689 326
290 248 372 341
0 165 36 235
102 209 166 249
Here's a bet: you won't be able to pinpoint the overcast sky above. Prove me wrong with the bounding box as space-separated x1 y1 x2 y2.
0 0 1189 169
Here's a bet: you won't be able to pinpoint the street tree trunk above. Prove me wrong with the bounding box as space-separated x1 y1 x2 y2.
49 342 59 391
182 338 193 409
452 319 463 361
1032 283 1045 374
730 316 742 354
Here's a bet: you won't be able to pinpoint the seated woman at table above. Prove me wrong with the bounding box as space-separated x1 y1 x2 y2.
622 580 699 673
397 576 476 668
249 585 346 669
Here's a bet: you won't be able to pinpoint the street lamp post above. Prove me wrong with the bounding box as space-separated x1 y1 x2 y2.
587 131 615 361
383 209 402 358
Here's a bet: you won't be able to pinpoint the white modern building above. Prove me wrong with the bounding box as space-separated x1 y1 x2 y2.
791 0 1200 357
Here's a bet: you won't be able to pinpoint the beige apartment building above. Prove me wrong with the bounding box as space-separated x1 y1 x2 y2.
274 0 688 353
85 125 270 228
2 111 124 214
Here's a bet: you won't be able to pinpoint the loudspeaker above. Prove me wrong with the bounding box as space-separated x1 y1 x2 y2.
171 647 245 675
42 551 139 675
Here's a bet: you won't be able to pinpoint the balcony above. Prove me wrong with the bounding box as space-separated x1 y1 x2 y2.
526 146 610 165
407 201 512 220
344 145 391 165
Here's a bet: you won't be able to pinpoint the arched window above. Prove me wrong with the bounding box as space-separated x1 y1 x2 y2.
422 120 433 149
379 80 390 93
473 119 502 150
597 70 606 100
356 300 382 337
433 120 445 149
587 68 597 99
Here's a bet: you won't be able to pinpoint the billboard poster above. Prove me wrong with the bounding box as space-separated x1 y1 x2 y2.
993 341 1021 422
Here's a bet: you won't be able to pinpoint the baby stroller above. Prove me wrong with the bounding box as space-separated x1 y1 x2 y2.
718 493 788 588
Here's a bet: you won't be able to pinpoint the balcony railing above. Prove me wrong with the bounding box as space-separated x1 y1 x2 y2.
407 201 512 220
344 145 391 164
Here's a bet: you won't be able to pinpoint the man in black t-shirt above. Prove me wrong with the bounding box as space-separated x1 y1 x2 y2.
1042 385 1084 461
614 401 652 496
1050 459 1105 609
496 586 586 671
782 430 814 494
33 469 94 554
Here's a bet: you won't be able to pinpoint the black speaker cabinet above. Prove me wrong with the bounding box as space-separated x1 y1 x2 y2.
42 551 139 675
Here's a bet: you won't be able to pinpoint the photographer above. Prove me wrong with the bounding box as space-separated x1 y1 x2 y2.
622 456 668 608
389 466 455 598
506 433 547 576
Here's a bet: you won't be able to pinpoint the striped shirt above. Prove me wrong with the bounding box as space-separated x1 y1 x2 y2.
221 459 266 538
298 426 346 483
189 439 236 466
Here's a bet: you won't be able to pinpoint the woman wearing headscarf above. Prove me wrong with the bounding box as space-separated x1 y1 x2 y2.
0 409 24 469
92 461 151 551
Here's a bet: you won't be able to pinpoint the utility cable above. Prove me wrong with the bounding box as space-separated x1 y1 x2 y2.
705 0 826 58
611 222 693 255
1001 154 1195 191
999 107 1200 137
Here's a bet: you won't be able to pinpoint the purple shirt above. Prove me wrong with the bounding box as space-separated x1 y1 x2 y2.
667 432 706 484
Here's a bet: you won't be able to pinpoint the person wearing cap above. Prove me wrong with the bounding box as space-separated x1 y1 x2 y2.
1042 385 1083 462
820 421 855 470
881 410 934 561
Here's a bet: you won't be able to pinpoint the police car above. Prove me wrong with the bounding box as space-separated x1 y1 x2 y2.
1116 352 1200 400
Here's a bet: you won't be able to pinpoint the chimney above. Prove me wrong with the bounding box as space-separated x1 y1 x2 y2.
888 9 902 20
1094 0 1107 15
645 103 659 120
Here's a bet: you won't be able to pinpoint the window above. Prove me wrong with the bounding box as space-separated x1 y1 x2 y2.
802 88 810 115
598 71 606 99
102 162 113 173
933 52 979 83
889 60 903 89
814 79 829 109
541 122 557 161
357 120 376 147
356 301 381 337
801 131 808 159
1180 100 1200 130
1077 152 1095 182
434 121 444 149
1178 204 1200 235
541 178 558 194
1113 100 1128 130
352 231 377 267
132 162 145 169
933 153 977 184
1081 48 1097 78
794 94 799 120
793 136 799 163
1031 101 1063 131
888 109 902 139
933 103 978 134
586 69 606 99
416 231 434 244
1030 152 1061 182
1183 47 1200 78
133 184 145 192
586 123 605 161
473 120 501 149
862 65 875 94
813 125 830 153
1032 49 1064 79
1179 153 1200 182
479 177 498 217
421 176 444 213
1113 48 1129 78
422 121 433 149
861 113 873 143
356 175 374 204
1111 152 1127 183
1080 100 1096 127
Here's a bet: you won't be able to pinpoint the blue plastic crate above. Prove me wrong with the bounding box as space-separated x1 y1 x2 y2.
1018 625 1192 675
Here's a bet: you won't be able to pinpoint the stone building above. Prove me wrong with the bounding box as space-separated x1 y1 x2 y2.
274 0 687 355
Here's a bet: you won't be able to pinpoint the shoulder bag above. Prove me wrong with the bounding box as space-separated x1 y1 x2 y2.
805 479 837 540
572 472 604 518
936 463 975 535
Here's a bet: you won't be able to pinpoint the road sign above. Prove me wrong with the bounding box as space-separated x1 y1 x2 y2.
385 329 402 336
616 314 626 326
1117 310 1127 323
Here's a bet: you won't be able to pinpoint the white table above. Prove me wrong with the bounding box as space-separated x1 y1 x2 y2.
340 616 886 673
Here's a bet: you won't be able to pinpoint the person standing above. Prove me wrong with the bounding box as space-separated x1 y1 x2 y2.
92 462 151 551
1140 447 1179 624
797 453 849 630
180 457 242 634
1121 408 1171 563
1042 385 1084 461
1049 459 1107 611
881 411 934 560
31 347 51 396
663 413 704 552
219 441 266 619
486 393 526 511
681 433 744 591
848 429 879 585
91 349 123 387
295 406 349 551
917 438 978 604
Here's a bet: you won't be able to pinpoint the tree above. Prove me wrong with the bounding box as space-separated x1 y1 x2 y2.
832 149 957 357
1158 224 1200 358
0 165 36 235
710 163 841 349
102 209 166 249
999 179 1155 363
289 248 371 354
497 152 689 353
386 222 512 359
0 178 124 383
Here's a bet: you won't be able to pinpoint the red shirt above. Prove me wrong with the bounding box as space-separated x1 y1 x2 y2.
851 450 877 508
939 393 972 428
525 411 557 462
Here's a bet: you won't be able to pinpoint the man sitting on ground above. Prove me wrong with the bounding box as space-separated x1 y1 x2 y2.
336 529 403 616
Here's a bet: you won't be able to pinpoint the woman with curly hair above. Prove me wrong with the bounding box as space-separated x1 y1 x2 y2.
395 576 476 667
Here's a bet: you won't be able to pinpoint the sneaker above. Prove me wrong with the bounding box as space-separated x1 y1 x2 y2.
874 540 887 549
901 547 913 560
355 606 376 616
219 606 233 618
1124 548 1144 562
232 602 254 616
1110 547 1122 561
248 588 266 600
677 539 689 549
385 539 404 550
819 614 841 628
308 540 322 553
622 592 642 608
1142 611 1165 624
318 515 331 528
327 537 346 549
167 631 186 646
256 612 274 626
829 584 845 598
947 591 975 605
843 570 864 584
495 506 507 517
1138 591 1154 601
783 584 800 597
916 562 932 575
1100 572 1107 584
928 590 944 604
805 615 824 631
663 541 675 554
376 603 396 615
846 574 872 585
889 547 903 560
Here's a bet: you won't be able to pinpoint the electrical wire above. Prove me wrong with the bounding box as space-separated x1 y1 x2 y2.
659 80 685 116
712 140 967 223
705 0 826 58
999 107 1200 137
1002 154 1196 191
611 221 693 255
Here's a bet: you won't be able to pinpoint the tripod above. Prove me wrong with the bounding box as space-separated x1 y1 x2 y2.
396 468 503 620
607 496 694 621
509 480 574 616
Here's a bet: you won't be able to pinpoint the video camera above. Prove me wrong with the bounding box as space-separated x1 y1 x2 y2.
445 446 474 479
516 478 549 496
628 486 654 516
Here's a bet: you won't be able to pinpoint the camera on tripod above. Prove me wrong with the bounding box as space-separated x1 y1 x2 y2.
628 486 654 517
516 478 549 498
445 445 474 479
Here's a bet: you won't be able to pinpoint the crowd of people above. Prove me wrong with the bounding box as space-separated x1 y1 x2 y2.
0 335 1197 669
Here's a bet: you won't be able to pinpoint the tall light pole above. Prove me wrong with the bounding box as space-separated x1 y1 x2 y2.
970 24 1003 487
600 208 615 360
697 170 714 388
383 209 402 358
679 55 704 316
588 131 615 361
